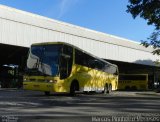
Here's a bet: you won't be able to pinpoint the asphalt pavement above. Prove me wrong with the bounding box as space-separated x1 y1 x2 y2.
0 89 159 122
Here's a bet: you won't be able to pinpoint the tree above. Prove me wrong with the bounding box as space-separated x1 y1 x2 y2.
127 0 160 55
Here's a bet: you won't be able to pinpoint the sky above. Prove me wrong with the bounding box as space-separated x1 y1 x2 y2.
0 0 155 42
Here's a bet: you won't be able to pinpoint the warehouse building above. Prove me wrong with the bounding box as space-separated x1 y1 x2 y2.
0 5 159 88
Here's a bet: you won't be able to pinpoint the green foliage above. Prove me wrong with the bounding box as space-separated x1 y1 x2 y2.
127 0 160 55
127 0 160 29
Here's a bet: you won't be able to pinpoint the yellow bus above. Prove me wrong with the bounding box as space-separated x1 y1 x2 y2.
118 74 148 90
23 42 118 95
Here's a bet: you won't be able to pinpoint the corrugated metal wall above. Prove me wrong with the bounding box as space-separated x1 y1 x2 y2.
0 5 159 66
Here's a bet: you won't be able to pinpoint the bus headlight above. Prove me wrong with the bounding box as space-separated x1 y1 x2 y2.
23 78 27 81
50 80 57 83
45 80 57 83
49 80 53 83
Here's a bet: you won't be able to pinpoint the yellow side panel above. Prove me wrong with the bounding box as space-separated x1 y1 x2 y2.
71 64 118 91
118 80 148 90
23 64 118 93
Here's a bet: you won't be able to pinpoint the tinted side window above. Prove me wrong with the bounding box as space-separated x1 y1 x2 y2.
103 64 117 74
119 75 146 80
76 49 107 71
75 49 96 68
63 45 73 71
60 45 73 79
95 60 105 71
75 49 85 66
75 49 117 74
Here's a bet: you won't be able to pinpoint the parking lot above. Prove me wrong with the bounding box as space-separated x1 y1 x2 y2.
0 89 160 122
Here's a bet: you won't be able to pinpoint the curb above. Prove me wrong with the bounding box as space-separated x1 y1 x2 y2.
135 92 160 96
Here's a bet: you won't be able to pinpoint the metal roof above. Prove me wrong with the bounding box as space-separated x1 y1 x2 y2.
0 5 159 66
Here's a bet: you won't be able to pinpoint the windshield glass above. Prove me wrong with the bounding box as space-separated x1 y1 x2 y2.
27 44 61 76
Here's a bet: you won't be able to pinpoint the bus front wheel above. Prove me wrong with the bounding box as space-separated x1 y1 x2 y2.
70 81 79 96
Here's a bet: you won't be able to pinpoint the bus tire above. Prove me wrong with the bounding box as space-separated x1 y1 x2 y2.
104 84 109 94
44 91 50 96
70 81 79 96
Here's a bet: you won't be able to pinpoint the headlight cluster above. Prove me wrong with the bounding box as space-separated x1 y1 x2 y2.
45 79 57 83
23 78 27 82
23 78 57 83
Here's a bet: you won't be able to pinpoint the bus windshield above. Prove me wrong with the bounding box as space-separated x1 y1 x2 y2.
27 44 61 76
